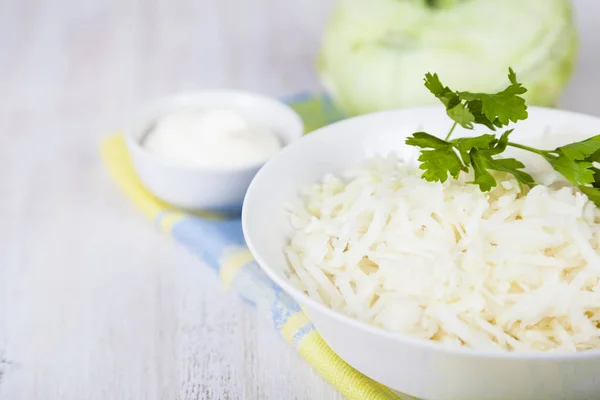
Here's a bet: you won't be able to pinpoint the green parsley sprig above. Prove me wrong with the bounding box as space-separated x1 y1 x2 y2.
405 68 600 205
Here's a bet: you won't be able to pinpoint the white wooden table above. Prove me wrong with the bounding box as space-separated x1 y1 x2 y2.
0 1 598 399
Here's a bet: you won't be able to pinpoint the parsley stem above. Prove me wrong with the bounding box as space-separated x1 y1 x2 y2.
445 122 458 141
507 142 550 157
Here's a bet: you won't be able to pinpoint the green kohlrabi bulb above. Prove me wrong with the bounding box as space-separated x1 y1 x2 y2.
317 0 578 116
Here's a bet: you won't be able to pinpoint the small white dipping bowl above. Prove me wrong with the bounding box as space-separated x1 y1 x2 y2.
242 105 600 400
125 91 304 213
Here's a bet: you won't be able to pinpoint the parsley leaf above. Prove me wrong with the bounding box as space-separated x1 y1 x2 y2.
579 185 600 203
466 100 502 130
469 149 534 191
424 73 456 108
469 149 498 191
546 155 596 186
417 149 464 183
507 68 518 85
405 130 530 190
407 68 600 207
555 134 600 161
423 68 528 131
593 167 600 188
452 134 497 165
493 129 512 154
457 77 527 127
543 135 600 189
447 103 476 128
484 157 535 187
424 73 476 128
405 132 452 149
405 133 467 183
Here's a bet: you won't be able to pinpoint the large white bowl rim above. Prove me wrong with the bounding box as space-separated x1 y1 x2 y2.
242 105 600 361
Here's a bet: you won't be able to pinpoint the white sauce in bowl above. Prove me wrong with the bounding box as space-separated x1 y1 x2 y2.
143 108 282 168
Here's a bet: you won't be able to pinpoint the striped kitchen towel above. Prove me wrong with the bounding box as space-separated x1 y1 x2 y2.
100 94 406 400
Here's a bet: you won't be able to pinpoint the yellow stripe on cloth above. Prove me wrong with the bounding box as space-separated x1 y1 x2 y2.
281 311 311 343
157 211 186 232
220 249 255 286
100 135 175 219
100 133 405 400
100 134 226 223
297 330 401 400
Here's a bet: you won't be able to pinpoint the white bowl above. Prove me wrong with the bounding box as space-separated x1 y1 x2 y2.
125 91 304 213
242 105 600 400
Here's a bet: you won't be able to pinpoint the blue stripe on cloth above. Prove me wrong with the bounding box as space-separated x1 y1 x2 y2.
271 289 302 330
161 93 343 335
229 260 279 318
152 210 174 229
170 217 245 272
239 260 282 293
292 322 316 347
322 96 346 123
280 91 316 104
230 260 304 330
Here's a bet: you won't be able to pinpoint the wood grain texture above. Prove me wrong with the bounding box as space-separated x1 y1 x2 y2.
0 0 338 399
0 0 598 399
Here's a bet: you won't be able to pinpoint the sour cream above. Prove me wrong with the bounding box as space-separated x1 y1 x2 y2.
143 108 282 168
